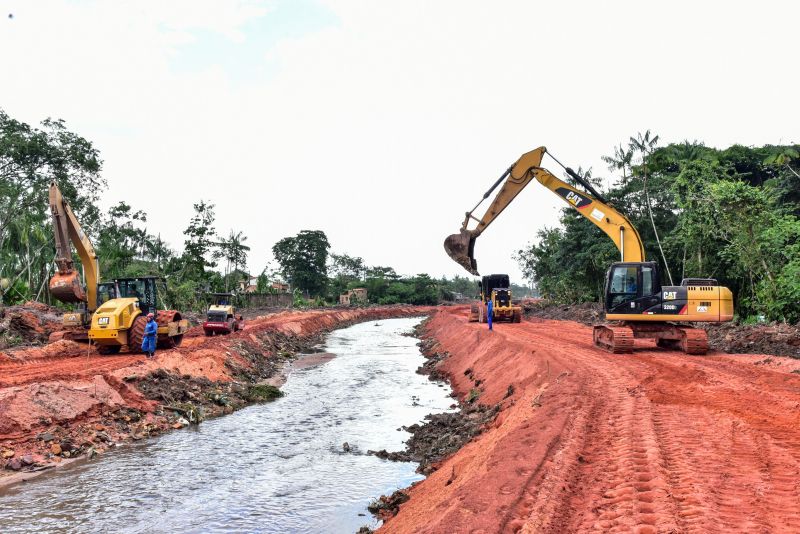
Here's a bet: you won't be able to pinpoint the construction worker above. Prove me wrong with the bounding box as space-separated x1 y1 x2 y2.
487 299 493 331
142 312 158 358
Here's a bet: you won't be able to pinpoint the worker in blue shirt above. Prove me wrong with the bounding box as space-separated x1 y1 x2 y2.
487 299 493 331
142 312 158 358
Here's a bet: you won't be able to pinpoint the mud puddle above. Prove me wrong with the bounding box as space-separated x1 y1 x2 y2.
0 317 453 533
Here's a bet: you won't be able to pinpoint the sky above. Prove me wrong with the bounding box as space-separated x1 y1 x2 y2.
1 0 798 283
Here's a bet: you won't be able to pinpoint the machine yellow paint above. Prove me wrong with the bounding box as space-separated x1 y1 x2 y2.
444 146 735 354
47 183 188 353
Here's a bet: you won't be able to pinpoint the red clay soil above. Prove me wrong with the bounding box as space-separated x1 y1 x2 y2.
381 307 800 534
0 306 429 483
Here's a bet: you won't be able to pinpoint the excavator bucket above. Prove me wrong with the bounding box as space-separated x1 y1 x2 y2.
444 229 479 276
49 271 87 303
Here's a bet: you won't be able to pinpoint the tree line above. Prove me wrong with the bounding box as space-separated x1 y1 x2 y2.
0 109 489 311
515 132 800 323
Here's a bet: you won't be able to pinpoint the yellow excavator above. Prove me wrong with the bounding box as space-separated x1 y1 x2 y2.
48 182 188 354
444 146 734 354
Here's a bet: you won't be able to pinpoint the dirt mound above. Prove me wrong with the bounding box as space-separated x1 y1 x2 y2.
522 300 603 325
703 321 800 358
0 302 64 349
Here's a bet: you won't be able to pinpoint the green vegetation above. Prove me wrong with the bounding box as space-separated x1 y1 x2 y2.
515 134 800 323
244 384 284 402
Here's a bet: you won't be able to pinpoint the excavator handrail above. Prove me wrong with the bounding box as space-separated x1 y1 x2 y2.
444 146 645 275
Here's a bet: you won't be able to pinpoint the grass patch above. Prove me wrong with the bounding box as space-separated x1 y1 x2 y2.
244 384 284 402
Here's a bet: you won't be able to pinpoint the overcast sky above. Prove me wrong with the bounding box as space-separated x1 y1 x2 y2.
1 0 797 283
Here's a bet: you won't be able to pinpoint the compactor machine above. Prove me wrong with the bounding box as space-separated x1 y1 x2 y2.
444 146 734 354
202 293 244 336
470 274 522 323
48 182 188 353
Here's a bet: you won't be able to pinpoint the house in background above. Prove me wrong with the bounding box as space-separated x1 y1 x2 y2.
237 275 290 294
339 288 367 305
271 281 290 293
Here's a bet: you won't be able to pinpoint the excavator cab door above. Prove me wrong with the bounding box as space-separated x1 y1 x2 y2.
605 262 661 315
97 282 117 306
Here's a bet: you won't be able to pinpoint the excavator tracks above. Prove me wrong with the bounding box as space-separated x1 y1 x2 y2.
594 323 709 355
678 326 709 355
592 325 634 353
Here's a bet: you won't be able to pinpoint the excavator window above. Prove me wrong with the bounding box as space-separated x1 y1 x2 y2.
608 266 639 308
97 283 116 305
642 266 654 295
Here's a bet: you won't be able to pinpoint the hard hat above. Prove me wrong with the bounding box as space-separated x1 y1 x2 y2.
147 312 155 318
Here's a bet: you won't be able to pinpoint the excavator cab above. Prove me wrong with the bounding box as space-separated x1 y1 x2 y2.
97 282 118 306
604 262 662 315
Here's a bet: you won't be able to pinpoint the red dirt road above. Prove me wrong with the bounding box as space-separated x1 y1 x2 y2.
382 308 800 534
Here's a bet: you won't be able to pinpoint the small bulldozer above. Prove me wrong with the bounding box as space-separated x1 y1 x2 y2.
203 293 244 336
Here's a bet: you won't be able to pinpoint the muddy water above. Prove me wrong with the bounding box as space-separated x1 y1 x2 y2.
0 317 452 533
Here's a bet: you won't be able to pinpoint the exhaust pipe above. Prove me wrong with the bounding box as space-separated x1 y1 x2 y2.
444 229 479 275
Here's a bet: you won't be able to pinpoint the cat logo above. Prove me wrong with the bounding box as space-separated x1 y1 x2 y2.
663 291 677 300
565 191 583 206
556 187 591 208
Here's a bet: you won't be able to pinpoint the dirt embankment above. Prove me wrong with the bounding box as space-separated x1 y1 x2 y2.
523 300 800 358
379 307 800 533
0 301 63 350
0 305 430 485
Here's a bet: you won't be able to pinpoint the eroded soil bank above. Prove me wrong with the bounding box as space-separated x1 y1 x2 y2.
0 306 431 486
379 306 800 533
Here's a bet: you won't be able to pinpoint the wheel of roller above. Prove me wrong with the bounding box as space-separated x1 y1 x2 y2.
156 310 184 349
679 327 708 355
97 344 121 355
513 310 521 323
127 314 147 354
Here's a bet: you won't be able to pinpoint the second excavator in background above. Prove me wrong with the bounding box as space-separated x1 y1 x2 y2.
444 146 733 354
48 182 188 354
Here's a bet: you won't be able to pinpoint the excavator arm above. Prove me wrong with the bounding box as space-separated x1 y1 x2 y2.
444 146 645 275
49 182 100 311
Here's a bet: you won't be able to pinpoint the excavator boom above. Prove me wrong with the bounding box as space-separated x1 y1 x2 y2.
444 147 644 275
48 183 100 310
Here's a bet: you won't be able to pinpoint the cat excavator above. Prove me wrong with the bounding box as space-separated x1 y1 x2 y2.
48 182 188 353
444 146 734 354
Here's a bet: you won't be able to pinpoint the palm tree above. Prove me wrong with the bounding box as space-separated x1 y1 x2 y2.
602 143 634 183
764 147 800 179
217 230 250 291
629 130 674 285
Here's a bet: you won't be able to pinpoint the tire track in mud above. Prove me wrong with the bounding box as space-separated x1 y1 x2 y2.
526 321 800 532
510 327 681 533
386 312 800 534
